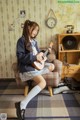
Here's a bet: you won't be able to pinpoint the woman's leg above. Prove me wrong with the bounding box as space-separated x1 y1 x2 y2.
20 75 46 110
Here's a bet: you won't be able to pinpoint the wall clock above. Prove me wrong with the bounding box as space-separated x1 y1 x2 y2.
45 17 57 29
45 9 57 29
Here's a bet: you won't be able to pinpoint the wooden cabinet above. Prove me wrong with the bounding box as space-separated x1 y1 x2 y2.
58 33 80 81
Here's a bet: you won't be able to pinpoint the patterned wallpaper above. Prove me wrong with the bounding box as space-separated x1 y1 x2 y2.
0 0 80 78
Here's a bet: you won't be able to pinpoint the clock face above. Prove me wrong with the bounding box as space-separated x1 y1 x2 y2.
46 17 57 29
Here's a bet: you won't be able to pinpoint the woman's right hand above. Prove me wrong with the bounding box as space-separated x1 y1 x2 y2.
36 52 44 62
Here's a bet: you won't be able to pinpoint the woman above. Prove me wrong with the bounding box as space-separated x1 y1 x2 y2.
15 20 55 120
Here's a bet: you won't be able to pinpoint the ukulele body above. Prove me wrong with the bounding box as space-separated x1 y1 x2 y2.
32 42 53 70
33 59 45 70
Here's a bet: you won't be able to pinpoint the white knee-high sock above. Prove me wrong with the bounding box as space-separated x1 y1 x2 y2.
20 85 42 110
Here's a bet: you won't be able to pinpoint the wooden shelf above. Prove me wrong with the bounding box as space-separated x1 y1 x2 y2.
58 33 80 81
59 33 80 35
59 50 80 53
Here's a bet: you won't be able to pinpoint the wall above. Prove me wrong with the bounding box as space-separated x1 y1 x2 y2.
0 0 80 78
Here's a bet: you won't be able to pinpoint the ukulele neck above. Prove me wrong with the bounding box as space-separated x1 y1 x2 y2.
43 49 49 57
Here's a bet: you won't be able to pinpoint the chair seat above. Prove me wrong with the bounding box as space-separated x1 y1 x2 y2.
12 59 62 96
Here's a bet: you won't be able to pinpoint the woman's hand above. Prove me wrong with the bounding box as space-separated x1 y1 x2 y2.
36 52 44 62
43 56 47 61
48 47 52 53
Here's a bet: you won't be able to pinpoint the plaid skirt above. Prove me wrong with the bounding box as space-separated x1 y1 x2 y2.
19 63 52 82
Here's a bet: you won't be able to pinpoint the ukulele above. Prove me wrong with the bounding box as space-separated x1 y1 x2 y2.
32 42 53 70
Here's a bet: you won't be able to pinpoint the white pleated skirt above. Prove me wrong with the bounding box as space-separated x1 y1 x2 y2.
19 62 51 82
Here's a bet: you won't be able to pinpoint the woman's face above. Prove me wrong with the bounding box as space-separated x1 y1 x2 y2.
29 26 39 38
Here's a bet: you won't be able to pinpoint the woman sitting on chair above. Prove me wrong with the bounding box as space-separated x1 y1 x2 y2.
15 20 55 120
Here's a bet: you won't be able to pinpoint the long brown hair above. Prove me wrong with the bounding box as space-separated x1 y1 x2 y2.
22 20 39 46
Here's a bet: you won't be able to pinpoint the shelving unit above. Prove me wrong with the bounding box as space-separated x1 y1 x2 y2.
58 33 80 81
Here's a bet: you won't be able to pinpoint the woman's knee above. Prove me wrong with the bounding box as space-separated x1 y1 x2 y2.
32 75 46 89
40 79 46 89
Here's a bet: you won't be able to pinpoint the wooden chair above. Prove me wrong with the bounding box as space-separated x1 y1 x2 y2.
12 63 53 96
12 47 62 96
12 59 62 97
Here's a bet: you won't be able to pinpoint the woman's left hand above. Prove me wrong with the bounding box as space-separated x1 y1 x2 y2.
43 56 47 61
48 47 52 53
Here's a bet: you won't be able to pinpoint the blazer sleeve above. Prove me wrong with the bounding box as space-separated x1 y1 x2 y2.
16 38 37 65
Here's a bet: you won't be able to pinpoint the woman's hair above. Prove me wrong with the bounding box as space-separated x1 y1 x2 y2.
22 20 39 46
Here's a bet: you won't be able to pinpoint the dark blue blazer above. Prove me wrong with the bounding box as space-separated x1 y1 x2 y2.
16 36 40 73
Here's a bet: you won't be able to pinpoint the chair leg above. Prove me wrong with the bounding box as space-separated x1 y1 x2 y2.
24 85 29 96
48 86 53 96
